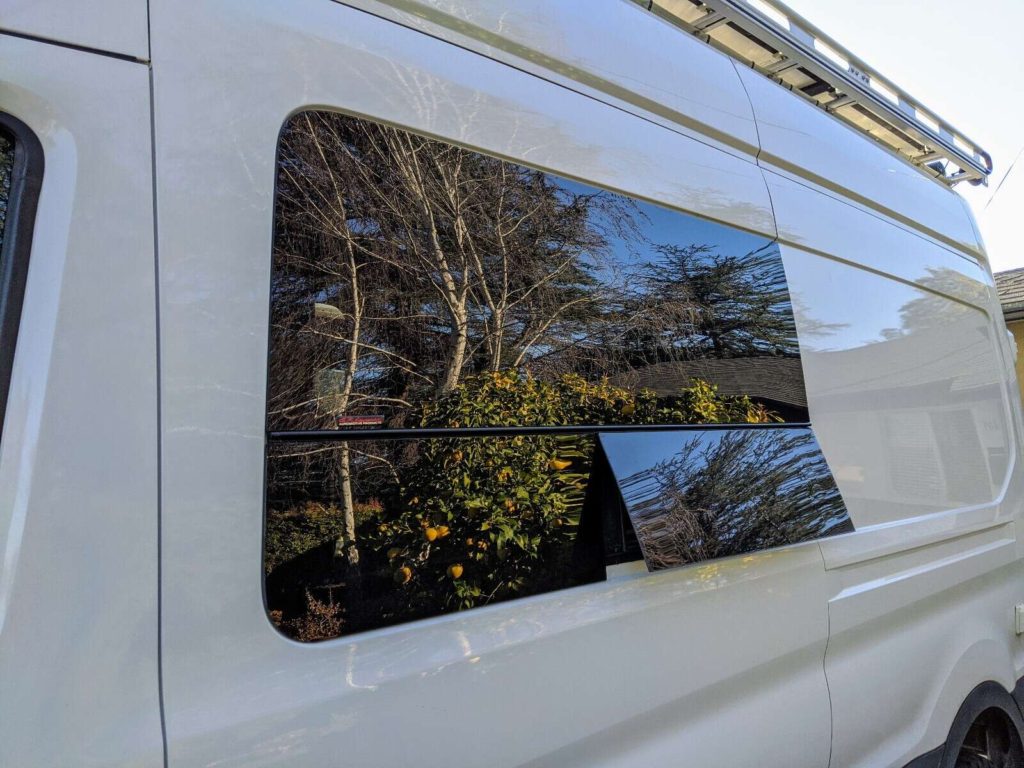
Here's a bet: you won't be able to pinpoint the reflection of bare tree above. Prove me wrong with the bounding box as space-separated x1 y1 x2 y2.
618 430 850 570
269 112 806 438
272 113 632 562
271 113 636 426
268 111 808 570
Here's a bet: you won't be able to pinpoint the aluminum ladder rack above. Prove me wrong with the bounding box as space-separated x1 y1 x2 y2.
637 0 993 186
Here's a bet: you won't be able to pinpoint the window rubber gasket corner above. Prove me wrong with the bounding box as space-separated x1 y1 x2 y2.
0 111 45 440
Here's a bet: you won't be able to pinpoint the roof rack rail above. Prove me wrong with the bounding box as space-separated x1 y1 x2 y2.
637 0 993 186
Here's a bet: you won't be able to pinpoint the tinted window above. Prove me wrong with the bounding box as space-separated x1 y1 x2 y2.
265 111 847 641
0 130 12 251
603 429 851 571
266 433 600 637
269 111 806 434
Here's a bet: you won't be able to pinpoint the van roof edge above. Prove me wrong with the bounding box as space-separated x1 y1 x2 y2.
641 0 993 187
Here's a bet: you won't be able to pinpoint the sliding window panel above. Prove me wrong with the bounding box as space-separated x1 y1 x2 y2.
265 433 613 639
602 428 852 571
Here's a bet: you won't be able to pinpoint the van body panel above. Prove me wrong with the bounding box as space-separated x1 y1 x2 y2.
0 35 161 768
780 243 1011 531
0 0 148 61
776 170 1022 765
823 523 1024 767
328 0 762 156
733 65 982 258
162 547 833 767
1 1 1020 766
765 168 989 297
150 1 835 765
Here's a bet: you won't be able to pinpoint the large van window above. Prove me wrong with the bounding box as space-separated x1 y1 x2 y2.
265 111 849 641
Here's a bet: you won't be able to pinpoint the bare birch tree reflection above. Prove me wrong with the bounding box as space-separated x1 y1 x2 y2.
610 429 852 570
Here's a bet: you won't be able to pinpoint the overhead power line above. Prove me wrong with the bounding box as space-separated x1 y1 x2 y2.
985 143 1024 211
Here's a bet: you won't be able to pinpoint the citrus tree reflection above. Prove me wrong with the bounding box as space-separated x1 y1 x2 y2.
267 373 775 638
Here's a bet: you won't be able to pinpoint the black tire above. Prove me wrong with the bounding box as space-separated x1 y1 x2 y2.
953 710 1024 768
941 683 1024 768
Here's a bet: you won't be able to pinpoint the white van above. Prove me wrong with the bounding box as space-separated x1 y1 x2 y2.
1 1 1021 767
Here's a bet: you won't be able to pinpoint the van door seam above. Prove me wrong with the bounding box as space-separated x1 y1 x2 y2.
147 62 169 768
730 58 779 241
819 542 836 768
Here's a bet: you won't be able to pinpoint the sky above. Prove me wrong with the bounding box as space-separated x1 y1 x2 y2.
778 0 1024 274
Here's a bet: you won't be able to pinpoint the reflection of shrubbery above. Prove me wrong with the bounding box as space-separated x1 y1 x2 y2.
265 499 381 574
267 371 777 639
363 430 591 617
361 371 775 619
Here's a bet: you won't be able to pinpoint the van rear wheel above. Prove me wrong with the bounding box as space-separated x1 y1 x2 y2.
954 708 1024 768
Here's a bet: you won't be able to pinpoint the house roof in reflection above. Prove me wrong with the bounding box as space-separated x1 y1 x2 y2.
609 357 807 409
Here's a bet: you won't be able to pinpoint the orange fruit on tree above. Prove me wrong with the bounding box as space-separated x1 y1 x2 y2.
447 564 464 579
424 527 439 542
394 566 412 584
436 525 450 538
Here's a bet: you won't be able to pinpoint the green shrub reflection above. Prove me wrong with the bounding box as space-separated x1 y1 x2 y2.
266 372 774 640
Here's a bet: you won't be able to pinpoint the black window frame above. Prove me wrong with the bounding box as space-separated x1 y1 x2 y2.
0 113 44 439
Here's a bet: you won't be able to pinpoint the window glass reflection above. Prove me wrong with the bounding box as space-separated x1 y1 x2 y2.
263 112 848 643
265 433 606 640
265 371 781 640
269 111 805 433
602 429 852 571
0 130 13 252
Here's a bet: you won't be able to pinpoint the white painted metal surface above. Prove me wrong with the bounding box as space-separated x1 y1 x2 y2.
1 1 1023 766
332 0 763 156
736 66 984 256
0 34 161 768
0 0 149 61
776 158 1023 767
149 1 830 765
